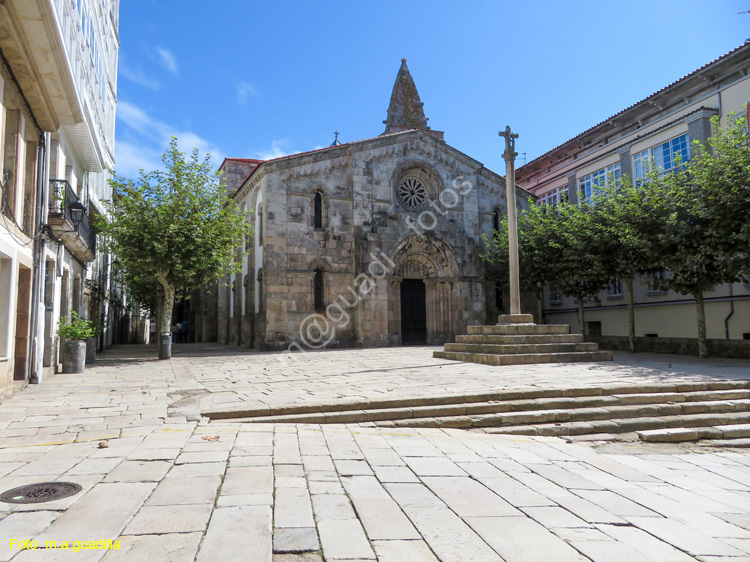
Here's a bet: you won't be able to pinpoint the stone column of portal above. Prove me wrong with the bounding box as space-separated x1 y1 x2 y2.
499 126 521 316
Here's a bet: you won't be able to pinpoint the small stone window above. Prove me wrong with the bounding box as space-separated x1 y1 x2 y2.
314 192 323 229
257 204 264 246
493 208 503 234
314 269 325 312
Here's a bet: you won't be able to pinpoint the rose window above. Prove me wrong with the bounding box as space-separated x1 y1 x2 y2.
399 177 427 209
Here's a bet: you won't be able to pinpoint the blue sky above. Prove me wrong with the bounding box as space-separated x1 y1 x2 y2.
115 1 750 178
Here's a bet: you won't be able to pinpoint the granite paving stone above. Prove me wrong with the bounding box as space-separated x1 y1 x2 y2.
0 344 748 562
145 475 220 505
197 506 272 561
466 515 589 562
317 519 375 560
123 504 213 535
100 532 203 561
420 476 520 517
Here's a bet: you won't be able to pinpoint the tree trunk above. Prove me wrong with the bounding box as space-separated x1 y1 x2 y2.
626 276 636 353
157 273 175 359
577 299 585 336
155 299 163 355
536 290 543 325
694 292 708 358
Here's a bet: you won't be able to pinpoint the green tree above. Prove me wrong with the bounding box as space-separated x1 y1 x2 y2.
98 138 250 358
651 115 749 357
482 209 559 320
549 200 609 332
589 177 668 352
483 200 608 333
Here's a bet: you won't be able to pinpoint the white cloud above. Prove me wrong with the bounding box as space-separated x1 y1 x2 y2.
112 139 162 177
155 46 178 77
254 140 292 160
235 81 259 105
119 63 161 91
114 101 223 177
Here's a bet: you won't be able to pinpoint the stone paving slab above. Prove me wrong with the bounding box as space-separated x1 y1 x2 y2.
0 344 748 561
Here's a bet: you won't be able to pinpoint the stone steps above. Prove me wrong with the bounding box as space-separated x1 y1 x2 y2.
444 342 599 354
205 381 750 420
436 314 612 366
433 350 613 365
481 412 750 437
375 400 750 430
207 381 750 443
467 323 571 336
455 333 585 345
638 424 750 443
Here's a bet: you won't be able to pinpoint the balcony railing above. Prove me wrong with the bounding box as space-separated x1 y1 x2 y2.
48 179 96 261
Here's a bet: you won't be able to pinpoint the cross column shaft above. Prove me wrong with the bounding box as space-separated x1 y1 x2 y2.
500 126 521 316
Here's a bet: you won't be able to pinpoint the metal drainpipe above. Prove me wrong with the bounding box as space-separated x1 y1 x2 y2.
28 132 48 384
725 283 735 340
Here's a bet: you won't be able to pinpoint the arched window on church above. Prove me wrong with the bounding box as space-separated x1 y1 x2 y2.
258 204 264 246
314 268 325 312
314 192 323 229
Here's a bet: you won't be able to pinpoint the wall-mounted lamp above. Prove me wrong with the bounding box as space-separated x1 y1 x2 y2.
67 200 86 228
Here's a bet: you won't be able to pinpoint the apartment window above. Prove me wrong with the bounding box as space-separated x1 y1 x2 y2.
607 279 622 298
578 163 620 202
587 321 602 336
646 271 666 294
537 186 569 208
654 134 690 173
634 133 690 185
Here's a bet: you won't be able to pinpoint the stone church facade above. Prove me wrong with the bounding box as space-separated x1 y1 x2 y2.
193 60 532 350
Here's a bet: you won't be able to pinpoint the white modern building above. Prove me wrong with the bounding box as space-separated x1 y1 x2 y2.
0 0 122 400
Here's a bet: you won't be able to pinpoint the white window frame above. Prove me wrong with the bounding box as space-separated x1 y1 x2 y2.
607 279 622 298
578 163 621 202
537 185 569 208
633 133 690 186
646 271 666 294
548 284 561 305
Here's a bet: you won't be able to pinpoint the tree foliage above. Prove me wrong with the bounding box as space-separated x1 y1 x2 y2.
650 114 749 356
98 138 251 357
483 115 750 357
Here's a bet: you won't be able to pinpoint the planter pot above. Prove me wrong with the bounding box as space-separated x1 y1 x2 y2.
62 340 87 373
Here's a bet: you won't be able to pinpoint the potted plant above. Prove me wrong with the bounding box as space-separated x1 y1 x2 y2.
58 312 97 373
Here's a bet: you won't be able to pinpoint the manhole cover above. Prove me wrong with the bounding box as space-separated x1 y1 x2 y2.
0 482 82 504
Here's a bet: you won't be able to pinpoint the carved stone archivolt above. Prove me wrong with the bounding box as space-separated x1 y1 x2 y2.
390 234 459 279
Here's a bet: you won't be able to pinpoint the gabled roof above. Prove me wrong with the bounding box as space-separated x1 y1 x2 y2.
230 128 533 203
224 157 264 164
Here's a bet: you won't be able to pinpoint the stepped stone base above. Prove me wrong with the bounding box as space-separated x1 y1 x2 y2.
434 316 612 366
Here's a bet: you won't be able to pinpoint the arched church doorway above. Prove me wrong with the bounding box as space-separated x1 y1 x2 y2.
400 279 426 344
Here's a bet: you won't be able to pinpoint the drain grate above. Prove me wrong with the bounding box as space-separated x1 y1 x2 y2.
0 482 82 504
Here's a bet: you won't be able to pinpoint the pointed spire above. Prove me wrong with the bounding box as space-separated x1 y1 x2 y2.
329 131 341 147
382 58 430 134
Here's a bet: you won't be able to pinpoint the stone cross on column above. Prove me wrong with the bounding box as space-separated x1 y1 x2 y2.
499 126 521 316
